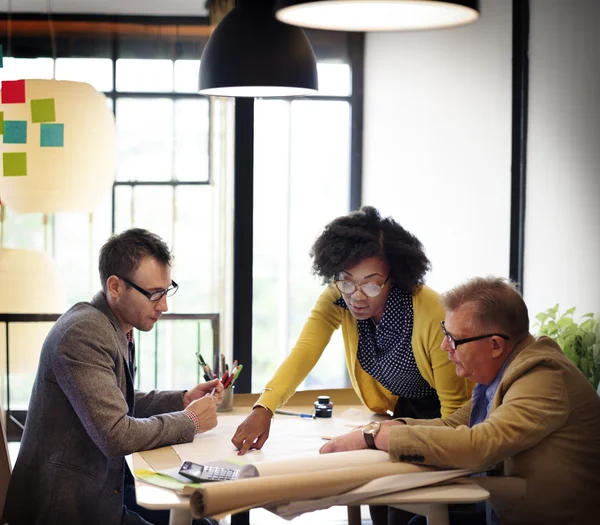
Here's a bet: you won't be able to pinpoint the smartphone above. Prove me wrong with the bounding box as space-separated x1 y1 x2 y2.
178 461 239 483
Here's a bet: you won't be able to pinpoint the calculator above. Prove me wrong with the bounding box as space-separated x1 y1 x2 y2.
178 461 240 483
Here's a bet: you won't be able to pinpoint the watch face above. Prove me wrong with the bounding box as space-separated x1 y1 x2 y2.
363 422 380 435
362 422 380 449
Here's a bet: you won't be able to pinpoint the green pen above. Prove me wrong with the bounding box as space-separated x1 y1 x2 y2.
228 364 243 387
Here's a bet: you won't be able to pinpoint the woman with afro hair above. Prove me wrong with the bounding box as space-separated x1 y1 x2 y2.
232 207 473 478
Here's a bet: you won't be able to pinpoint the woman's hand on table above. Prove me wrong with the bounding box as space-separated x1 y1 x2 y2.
231 405 273 455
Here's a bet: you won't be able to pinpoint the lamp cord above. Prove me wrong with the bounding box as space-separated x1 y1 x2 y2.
6 0 12 58
46 0 57 76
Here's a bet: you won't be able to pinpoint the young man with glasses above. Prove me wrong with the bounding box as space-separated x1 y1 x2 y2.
321 276 600 525
232 206 473 525
5 228 223 525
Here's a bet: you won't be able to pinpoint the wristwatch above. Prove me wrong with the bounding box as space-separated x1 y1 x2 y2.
362 421 381 449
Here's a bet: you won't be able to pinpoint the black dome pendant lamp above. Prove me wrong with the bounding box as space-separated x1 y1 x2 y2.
199 0 319 97
275 0 480 32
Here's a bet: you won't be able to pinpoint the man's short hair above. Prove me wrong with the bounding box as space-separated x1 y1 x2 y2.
441 276 529 340
99 228 172 292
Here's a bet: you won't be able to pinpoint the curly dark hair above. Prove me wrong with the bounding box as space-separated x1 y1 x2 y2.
309 206 431 295
99 228 172 292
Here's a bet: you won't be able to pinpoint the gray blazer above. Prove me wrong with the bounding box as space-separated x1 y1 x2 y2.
4 292 196 525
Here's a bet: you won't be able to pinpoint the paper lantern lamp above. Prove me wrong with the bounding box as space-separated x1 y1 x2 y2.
0 248 66 374
0 79 115 214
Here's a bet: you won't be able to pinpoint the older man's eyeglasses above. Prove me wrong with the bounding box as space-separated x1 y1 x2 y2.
440 321 510 350
121 277 179 302
334 274 390 298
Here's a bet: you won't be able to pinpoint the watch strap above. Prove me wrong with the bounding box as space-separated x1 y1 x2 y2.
363 431 377 449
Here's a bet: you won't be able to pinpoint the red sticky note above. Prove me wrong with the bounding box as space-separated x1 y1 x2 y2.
1 80 26 104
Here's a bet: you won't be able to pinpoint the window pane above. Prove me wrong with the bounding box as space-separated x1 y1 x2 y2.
116 59 174 92
316 63 351 97
129 185 174 245
174 60 201 93
252 99 351 392
55 58 114 92
288 100 351 390
172 186 216 313
53 194 112 306
0 58 54 80
114 185 133 233
174 99 210 182
1 208 45 252
116 98 173 182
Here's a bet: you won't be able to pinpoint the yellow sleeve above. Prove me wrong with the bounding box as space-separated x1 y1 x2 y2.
412 286 474 418
256 287 342 413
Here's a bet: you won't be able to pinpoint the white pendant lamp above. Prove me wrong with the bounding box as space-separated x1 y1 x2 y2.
0 248 66 374
275 0 480 32
0 79 115 214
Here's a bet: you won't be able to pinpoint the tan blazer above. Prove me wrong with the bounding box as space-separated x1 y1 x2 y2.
388 335 600 525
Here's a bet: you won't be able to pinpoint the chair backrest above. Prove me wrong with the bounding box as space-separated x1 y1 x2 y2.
0 408 12 523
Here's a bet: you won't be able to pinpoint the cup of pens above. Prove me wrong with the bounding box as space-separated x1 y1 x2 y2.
197 352 242 413
217 385 235 412
217 362 242 412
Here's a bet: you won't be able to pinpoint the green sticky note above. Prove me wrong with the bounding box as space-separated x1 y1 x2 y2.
31 98 56 123
0 112 4 134
3 152 27 177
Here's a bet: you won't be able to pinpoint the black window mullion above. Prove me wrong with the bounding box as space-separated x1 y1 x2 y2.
232 98 255 395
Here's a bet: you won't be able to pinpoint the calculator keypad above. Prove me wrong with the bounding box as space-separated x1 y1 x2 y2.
205 467 237 480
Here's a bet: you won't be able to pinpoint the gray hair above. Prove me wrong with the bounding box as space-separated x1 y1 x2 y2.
441 276 529 340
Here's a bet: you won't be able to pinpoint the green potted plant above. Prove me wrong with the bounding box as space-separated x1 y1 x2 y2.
533 305 600 391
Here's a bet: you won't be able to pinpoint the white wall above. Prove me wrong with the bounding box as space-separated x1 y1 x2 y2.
362 0 513 297
525 0 600 320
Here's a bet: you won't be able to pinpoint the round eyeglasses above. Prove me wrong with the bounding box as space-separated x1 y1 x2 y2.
334 274 390 298
440 321 510 350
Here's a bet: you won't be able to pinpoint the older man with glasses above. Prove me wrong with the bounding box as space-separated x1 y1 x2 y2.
5 228 223 525
321 276 600 525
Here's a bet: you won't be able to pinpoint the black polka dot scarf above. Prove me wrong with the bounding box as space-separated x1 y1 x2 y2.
334 284 436 398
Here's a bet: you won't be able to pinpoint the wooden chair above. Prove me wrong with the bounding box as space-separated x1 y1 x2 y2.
0 408 12 524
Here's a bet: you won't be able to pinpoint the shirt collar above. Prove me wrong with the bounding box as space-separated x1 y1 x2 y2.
482 352 513 404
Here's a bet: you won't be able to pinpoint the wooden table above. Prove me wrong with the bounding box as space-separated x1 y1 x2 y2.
128 389 489 525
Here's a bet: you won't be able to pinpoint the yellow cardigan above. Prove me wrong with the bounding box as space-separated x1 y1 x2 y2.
257 285 473 417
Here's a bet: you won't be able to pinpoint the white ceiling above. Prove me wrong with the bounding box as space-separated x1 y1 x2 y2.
0 0 209 17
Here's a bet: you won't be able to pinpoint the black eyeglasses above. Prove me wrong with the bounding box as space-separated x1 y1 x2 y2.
334 274 390 298
440 321 510 350
121 277 179 302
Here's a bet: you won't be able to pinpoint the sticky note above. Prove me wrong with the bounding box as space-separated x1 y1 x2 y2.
1 80 26 104
3 152 27 177
40 123 64 147
3 120 27 144
31 98 56 123
0 112 4 134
